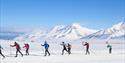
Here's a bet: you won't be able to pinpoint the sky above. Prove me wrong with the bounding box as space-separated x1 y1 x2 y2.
0 0 125 32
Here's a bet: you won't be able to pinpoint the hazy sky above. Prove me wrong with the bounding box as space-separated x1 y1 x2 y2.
0 0 125 32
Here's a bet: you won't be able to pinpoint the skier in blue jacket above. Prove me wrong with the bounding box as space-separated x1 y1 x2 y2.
41 41 50 56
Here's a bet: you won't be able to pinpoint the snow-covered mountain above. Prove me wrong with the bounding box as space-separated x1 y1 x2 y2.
45 23 97 40
81 21 125 39
15 23 97 41
15 22 125 41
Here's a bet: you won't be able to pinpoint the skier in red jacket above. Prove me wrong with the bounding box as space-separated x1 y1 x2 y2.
23 43 29 55
10 42 23 57
83 42 90 55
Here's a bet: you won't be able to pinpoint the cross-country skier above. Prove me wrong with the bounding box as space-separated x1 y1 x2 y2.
106 42 112 54
0 45 5 58
41 41 50 56
23 43 29 55
10 42 23 57
67 43 71 55
82 42 90 55
60 42 68 55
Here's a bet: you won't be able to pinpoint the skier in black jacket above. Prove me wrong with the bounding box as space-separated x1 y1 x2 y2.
60 42 68 55
67 43 71 55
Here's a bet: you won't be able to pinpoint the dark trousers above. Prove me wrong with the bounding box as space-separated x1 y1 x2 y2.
16 49 23 57
0 50 5 58
68 48 71 54
86 48 90 55
62 48 68 55
109 48 112 54
25 48 29 55
45 48 50 56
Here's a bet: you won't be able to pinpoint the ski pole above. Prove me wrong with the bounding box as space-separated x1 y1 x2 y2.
9 40 12 55
81 42 86 54
41 44 44 54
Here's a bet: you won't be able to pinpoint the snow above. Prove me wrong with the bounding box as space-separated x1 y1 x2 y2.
15 22 125 42
15 23 97 41
0 40 125 63
82 21 125 39
1 22 125 63
111 21 125 30
45 23 97 40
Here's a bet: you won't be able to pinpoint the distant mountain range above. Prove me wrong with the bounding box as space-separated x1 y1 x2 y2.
81 22 125 39
0 32 24 40
15 21 125 41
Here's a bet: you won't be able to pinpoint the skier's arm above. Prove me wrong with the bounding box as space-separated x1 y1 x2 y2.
48 44 49 47
41 44 44 46
107 44 112 48
84 43 87 46
23 45 26 48
82 42 85 46
10 44 16 47
107 44 109 48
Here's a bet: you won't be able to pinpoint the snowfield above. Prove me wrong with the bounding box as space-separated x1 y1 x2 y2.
0 40 125 63
14 22 125 41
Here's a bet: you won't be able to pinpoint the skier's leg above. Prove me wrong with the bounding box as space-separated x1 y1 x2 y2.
66 49 68 52
69 48 71 54
0 50 5 58
18 49 23 56
0 50 1 54
25 50 27 55
109 48 112 54
64 49 68 54
87 48 90 54
85 48 87 54
67 49 69 54
48 50 50 56
85 48 89 55
46 49 50 56
62 49 64 55
109 48 110 54
26 48 29 55
15 49 18 57
1 53 5 58
44 49 47 56
27 48 29 55
67 48 70 54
